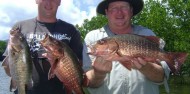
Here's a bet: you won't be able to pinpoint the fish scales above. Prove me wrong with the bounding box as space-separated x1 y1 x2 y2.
110 34 160 57
88 34 188 74
2 28 33 94
40 34 84 94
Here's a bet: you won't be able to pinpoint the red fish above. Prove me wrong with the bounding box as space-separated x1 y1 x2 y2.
40 34 84 94
87 34 188 74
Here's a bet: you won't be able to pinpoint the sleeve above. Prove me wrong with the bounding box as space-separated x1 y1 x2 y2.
82 32 94 72
155 61 170 93
82 30 99 72
82 28 109 72
133 25 156 36
83 42 98 72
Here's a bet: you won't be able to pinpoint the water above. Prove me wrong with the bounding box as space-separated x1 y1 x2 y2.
160 75 190 94
0 62 13 94
160 83 190 94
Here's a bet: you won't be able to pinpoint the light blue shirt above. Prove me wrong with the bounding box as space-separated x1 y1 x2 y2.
83 25 170 94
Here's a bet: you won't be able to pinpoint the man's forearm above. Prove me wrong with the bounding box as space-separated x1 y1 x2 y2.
139 62 164 83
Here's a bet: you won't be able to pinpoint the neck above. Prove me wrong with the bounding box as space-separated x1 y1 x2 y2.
108 25 133 34
36 16 57 23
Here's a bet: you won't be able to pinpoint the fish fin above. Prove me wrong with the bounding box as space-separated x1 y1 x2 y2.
167 52 188 74
48 67 56 80
10 78 17 92
120 61 132 70
141 56 157 63
26 78 33 89
2 56 11 77
48 59 59 80
102 52 123 61
18 85 26 94
2 56 8 66
143 36 160 44
143 36 165 49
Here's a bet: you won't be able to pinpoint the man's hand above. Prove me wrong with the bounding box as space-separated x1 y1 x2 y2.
85 56 112 87
92 56 112 74
102 55 164 82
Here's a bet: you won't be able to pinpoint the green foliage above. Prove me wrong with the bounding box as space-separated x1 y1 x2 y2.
0 41 7 54
76 0 190 75
0 40 7 60
76 14 107 40
133 0 190 75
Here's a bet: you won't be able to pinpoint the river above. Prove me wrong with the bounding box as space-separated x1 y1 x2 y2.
0 62 13 94
160 82 190 94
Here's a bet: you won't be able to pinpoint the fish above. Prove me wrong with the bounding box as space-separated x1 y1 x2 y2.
87 34 188 74
1 28 33 94
40 34 84 94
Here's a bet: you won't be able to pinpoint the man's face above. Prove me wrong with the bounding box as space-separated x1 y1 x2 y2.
36 0 61 18
105 1 133 27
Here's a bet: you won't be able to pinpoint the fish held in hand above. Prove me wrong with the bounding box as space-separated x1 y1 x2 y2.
40 34 84 94
87 34 188 74
2 28 33 94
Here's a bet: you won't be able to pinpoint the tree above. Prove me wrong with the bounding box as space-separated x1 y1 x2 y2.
0 40 7 61
76 14 107 40
133 0 190 75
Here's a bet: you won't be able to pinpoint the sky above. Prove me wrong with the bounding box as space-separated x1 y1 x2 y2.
0 0 102 40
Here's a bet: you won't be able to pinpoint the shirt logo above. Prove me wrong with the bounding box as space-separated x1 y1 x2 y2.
27 33 71 52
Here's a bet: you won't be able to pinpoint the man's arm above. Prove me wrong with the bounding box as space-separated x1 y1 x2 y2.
131 57 164 82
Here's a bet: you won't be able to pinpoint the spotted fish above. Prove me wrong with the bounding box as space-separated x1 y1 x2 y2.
87 34 188 74
40 34 84 94
2 28 33 94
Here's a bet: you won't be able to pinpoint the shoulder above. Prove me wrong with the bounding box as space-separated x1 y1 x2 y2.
84 27 108 44
14 18 35 25
12 18 35 29
57 19 75 28
133 25 156 36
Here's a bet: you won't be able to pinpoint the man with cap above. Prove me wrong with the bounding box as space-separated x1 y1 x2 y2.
82 0 170 94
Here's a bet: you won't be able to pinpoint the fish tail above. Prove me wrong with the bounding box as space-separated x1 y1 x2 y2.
10 79 17 92
166 52 188 74
18 84 26 94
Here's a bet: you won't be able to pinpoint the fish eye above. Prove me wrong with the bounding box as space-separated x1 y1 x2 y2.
19 36 23 40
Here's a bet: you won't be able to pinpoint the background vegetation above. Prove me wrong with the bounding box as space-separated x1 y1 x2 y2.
0 41 6 61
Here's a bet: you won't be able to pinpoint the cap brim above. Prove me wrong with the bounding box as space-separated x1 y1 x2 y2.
96 0 144 16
